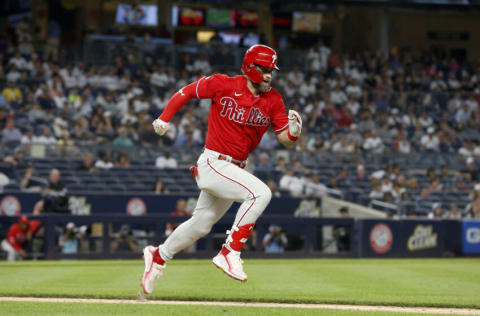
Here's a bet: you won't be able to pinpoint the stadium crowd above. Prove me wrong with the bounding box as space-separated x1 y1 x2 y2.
0 22 479 219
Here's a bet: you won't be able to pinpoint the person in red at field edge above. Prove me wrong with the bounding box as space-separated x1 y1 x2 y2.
141 44 303 294
1 215 41 261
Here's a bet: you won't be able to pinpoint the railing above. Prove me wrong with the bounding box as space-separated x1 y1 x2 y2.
0 214 356 260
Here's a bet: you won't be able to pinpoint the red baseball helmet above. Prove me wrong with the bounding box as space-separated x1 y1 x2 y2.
18 215 30 225
242 44 279 84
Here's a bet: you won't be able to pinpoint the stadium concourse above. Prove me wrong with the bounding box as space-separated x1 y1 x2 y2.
0 31 479 219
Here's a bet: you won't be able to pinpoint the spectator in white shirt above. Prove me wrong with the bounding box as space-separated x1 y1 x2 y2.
6 65 21 82
369 181 384 200
305 174 328 197
330 85 347 105
94 151 114 169
465 94 479 112
332 135 355 154
279 170 305 197
395 133 412 154
420 127 440 151
455 104 471 124
345 79 362 99
35 127 57 145
155 152 178 169
363 130 384 154
192 56 212 74
418 112 433 128
8 52 27 70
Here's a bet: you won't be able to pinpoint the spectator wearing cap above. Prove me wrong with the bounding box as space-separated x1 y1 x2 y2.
1 215 41 261
420 127 439 152
428 203 443 219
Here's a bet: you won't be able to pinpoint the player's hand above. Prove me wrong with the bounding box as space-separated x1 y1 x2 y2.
152 118 170 136
288 110 302 137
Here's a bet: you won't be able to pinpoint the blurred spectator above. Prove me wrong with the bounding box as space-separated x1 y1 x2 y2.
263 224 288 253
2 81 22 103
444 204 462 219
154 178 169 194
112 225 137 253
112 126 134 147
165 199 192 236
333 207 351 251
58 222 87 254
363 130 384 154
420 127 439 151
2 118 22 145
1 215 41 261
279 170 304 197
428 203 443 219
255 153 274 172
78 153 98 173
155 152 178 169
3 148 29 169
305 174 328 197
115 153 131 168
21 166 43 192
39 169 69 214
267 179 281 198
95 151 114 169
461 157 478 182
369 181 384 200
35 127 57 145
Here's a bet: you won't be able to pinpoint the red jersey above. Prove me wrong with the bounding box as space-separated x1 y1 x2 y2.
194 74 289 161
6 224 28 251
5 220 41 251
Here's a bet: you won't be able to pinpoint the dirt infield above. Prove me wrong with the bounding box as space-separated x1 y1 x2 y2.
1 297 480 315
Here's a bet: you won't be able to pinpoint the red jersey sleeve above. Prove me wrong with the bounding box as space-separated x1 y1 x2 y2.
270 94 289 134
158 73 228 122
195 74 228 99
6 224 23 251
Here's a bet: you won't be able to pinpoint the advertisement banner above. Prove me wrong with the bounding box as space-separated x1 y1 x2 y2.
0 193 314 216
357 219 446 258
462 220 480 254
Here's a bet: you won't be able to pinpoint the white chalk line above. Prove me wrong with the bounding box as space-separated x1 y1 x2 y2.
0 297 479 315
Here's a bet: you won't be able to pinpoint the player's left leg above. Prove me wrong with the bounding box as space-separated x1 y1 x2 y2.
141 190 233 294
1 240 19 262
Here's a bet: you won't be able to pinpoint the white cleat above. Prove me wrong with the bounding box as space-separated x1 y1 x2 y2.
141 246 166 294
212 247 247 282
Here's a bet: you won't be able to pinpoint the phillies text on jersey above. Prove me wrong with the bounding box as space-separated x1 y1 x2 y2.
194 74 289 161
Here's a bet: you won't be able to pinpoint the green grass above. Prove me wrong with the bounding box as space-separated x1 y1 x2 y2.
0 258 479 309
0 302 457 316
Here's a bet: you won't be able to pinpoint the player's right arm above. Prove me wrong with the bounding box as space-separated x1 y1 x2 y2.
152 74 226 136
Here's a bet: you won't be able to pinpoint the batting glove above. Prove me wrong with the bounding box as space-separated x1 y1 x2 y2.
152 118 170 136
288 110 302 138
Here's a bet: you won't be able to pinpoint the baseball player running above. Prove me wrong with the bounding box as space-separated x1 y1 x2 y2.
141 44 303 294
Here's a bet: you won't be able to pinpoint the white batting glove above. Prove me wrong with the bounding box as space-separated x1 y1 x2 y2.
288 110 302 137
152 118 170 136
